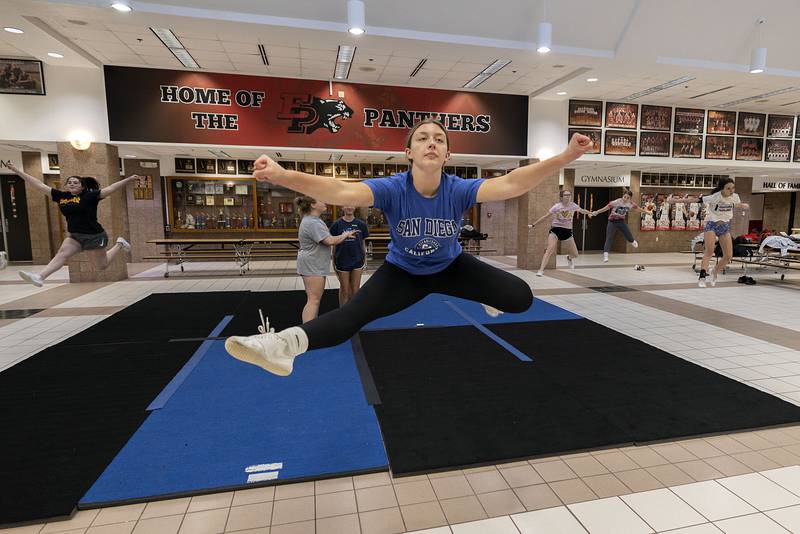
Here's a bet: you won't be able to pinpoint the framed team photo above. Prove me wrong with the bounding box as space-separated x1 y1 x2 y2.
568 99 603 127
672 134 703 158
737 112 766 137
674 108 705 134
766 114 795 138
765 139 792 162
640 105 672 131
735 137 764 161
604 130 637 156
707 110 736 135
639 131 671 157
704 135 734 160
568 128 601 154
0 58 45 95
605 102 638 129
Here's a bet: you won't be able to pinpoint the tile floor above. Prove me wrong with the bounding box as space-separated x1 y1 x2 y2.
2 252 800 533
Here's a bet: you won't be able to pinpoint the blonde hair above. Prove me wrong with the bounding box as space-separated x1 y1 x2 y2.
295 195 315 215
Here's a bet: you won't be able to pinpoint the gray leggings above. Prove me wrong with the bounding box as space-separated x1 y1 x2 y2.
604 219 635 253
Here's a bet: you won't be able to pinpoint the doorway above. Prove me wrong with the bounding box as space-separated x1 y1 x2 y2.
573 187 611 251
0 175 33 261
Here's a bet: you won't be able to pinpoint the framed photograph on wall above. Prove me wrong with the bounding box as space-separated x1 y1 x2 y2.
605 102 638 129
360 163 372 178
218 159 237 174
707 111 736 135
396 163 409 173
765 139 792 162
737 112 766 137
296 161 315 174
604 130 637 156
347 164 360 178
0 58 45 95
175 157 195 173
674 108 705 134
735 137 764 161
47 154 59 170
568 99 603 127
334 164 348 177
196 158 216 174
794 141 800 162
316 162 333 176
672 134 703 158
766 114 795 138
639 131 671 157
568 128 601 154
705 135 734 160
640 105 672 131
237 159 255 174
385 163 397 175
278 161 296 171
373 164 386 177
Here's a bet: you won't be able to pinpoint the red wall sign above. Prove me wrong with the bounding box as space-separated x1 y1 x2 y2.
104 66 528 156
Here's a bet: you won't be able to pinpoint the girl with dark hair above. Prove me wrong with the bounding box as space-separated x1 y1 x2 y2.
330 206 369 306
529 189 592 277
6 163 138 287
591 189 643 262
668 177 749 287
225 120 593 377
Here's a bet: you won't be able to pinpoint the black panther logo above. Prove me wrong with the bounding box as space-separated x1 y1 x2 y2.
277 93 353 134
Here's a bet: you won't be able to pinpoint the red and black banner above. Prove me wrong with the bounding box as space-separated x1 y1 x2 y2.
104 66 528 156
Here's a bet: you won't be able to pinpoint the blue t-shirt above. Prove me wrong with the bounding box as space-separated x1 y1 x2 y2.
365 171 485 275
330 217 369 270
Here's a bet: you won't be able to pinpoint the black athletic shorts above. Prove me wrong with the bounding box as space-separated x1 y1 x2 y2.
69 231 109 251
549 227 573 241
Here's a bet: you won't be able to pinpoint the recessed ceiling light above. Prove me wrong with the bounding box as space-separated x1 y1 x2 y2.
586 77 598 82
48 52 64 58
124 155 137 158
111 3 133 12
556 91 567 95
4 27 24 34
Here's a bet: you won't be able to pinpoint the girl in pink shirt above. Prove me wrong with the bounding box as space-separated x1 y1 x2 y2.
530 190 592 276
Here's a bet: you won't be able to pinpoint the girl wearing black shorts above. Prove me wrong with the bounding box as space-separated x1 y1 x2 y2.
530 190 592 277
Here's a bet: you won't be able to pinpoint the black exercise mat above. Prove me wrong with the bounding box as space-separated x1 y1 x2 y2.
360 320 800 475
0 291 249 526
221 289 339 336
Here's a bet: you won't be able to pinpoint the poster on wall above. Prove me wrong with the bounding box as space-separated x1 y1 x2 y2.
735 137 764 161
175 157 195 173
640 105 672 131
639 131 670 157
568 128 601 154
705 135 734 159
218 159 237 174
0 58 45 95
795 141 800 162
707 110 736 135
196 158 216 174
766 115 795 138
604 130 637 156
737 112 766 137
674 108 705 134
568 100 603 127
766 139 792 162
605 102 638 129
639 193 656 231
104 66 528 156
672 134 703 158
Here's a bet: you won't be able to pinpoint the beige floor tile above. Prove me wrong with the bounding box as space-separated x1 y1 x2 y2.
187 493 234 513
393 480 437 506
353 472 391 489
615 468 664 492
476 489 525 517
705 436 751 455
85 524 135 534
732 432 778 451
391 474 429 485
650 443 698 463
178 509 228 534
581 474 631 498
315 477 354 495
465 470 509 494
269 521 315 534
593 451 640 472
0 524 46 534
41 510 100 533
761 447 800 467
274 482 315 501
358 507 405 534
731 451 783 471
645 464 695 486
399 502 446 532
563 456 609 477
756 429 800 447
315 513 360 534
224 529 268 534
356 485 398 512
499 465 545 488
430 475 474 500
271 496 315 525
680 440 726 459
704 455 754 477
623 447 670 468
141 498 191 519
513 483 562 511
224 503 271 531
92 504 145 526
231 487 275 507
675 460 724 481
461 466 497 475
496 460 530 469
315 491 358 518
548 479 597 505
428 469 465 480
131 514 183 534
439 495 487 524
531 460 577 482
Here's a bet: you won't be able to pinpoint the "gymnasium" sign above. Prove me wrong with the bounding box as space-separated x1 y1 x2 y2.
574 171 631 187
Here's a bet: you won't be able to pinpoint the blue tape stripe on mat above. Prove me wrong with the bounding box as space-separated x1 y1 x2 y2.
443 301 533 362
147 315 234 411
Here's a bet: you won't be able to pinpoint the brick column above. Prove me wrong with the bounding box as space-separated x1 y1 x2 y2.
516 159 559 270
56 142 129 282
21 152 53 264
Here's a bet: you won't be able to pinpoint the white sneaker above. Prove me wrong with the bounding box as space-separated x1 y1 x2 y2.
224 310 308 376
19 271 44 287
603 252 609 263
116 237 131 252
632 240 639 248
535 271 544 277
482 304 503 318
567 257 575 269
709 268 718 287
698 276 707 288
0 251 7 270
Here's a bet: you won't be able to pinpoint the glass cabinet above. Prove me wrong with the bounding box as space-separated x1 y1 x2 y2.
168 177 256 231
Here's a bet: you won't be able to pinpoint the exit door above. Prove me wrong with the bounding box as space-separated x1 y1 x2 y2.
573 187 611 251
0 175 33 261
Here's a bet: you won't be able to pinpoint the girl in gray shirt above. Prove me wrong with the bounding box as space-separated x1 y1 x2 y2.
296 196 356 322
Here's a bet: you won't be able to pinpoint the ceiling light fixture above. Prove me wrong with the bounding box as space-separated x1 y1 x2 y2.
333 45 356 79
536 1 551 54
556 91 567 95
586 77 598 82
3 27 24 34
47 52 64 58
409 58 427 77
347 0 365 35
721 86 798 107
749 18 766 74
463 59 512 89
621 76 695 100
150 28 200 68
110 3 132 12
258 44 269 66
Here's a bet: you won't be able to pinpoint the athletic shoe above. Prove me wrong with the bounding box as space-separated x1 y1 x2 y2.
19 271 44 287
745 276 757 285
567 257 575 269
482 304 503 318
116 237 131 252
632 240 639 248
0 251 7 270
709 268 718 287
535 271 544 277
603 252 609 263
224 310 308 376
738 275 747 284
698 269 707 288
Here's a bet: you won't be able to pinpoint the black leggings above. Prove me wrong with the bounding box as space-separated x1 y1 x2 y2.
603 220 635 253
302 253 533 349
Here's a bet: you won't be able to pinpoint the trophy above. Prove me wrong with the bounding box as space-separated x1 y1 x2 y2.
687 202 701 230
184 212 196 229
671 202 686 230
641 197 656 230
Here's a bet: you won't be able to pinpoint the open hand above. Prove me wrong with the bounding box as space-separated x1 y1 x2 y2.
6 161 20 174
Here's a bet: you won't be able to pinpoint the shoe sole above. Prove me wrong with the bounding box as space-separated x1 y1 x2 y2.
698 280 706 288
19 272 43 287
224 337 292 376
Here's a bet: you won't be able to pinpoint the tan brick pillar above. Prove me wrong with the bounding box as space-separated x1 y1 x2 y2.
56 142 129 282
516 159 560 271
21 152 53 264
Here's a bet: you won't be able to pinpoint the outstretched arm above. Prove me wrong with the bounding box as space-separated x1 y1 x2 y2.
592 203 613 216
530 212 552 227
476 133 594 203
99 174 138 199
5 162 51 195
253 155 374 207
